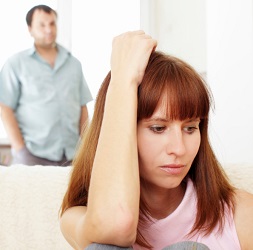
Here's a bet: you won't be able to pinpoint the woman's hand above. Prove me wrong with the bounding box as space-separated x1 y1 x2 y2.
110 30 157 87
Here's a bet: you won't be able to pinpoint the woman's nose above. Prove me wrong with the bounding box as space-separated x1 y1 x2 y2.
166 129 186 156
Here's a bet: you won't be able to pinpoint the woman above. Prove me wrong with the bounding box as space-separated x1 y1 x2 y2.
60 31 253 250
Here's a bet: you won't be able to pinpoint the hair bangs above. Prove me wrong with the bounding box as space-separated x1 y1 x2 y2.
137 51 211 121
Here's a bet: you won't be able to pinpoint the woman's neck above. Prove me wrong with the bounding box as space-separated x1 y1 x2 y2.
141 181 186 220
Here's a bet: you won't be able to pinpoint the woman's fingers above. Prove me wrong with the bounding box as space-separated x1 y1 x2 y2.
110 30 157 86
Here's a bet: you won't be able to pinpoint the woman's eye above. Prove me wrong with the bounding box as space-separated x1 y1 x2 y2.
184 126 198 134
149 126 165 133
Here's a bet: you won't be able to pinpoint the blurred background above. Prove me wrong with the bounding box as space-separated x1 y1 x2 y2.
1 0 253 165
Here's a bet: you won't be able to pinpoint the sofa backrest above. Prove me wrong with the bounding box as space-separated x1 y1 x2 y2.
0 163 252 250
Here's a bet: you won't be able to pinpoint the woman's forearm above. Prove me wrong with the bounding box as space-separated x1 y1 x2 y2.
87 82 140 242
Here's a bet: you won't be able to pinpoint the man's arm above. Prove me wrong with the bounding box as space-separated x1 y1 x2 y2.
0 104 25 150
79 105 89 134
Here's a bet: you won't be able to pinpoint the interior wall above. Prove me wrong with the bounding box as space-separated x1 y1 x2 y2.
207 0 253 164
56 0 72 50
71 1 140 116
140 0 207 73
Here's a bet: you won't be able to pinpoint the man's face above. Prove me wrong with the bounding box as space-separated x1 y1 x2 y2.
29 9 57 48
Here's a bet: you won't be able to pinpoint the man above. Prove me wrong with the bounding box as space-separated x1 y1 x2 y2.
0 5 92 166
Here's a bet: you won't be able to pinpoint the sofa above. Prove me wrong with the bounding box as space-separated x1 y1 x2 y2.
0 163 252 250
0 165 72 250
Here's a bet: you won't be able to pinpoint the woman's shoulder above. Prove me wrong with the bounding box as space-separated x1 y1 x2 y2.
234 189 253 249
235 189 253 210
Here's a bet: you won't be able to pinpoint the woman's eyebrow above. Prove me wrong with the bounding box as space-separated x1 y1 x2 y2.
185 118 201 122
143 117 201 123
143 117 170 123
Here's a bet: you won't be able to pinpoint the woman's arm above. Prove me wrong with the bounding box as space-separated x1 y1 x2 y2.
60 31 157 249
234 189 253 249
85 31 157 245
60 206 88 250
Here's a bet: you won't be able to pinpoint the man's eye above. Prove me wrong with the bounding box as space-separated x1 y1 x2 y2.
149 126 165 133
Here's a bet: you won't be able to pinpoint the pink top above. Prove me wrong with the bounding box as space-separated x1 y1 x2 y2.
133 179 241 250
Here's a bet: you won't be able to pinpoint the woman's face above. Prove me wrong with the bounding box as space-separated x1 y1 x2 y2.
137 102 201 190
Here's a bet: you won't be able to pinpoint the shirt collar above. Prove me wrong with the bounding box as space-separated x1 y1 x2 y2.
27 44 71 57
28 45 37 56
27 44 71 71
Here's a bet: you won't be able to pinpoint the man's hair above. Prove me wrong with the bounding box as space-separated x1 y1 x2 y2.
26 5 57 26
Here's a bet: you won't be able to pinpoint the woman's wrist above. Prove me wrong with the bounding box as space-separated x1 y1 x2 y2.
108 78 139 95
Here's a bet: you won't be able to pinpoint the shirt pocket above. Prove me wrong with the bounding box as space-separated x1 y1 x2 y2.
19 74 56 102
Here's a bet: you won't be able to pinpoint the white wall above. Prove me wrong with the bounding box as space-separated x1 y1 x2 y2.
140 0 206 73
71 1 140 116
207 0 253 164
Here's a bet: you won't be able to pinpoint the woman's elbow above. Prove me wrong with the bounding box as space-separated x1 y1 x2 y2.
89 209 138 246
113 213 138 245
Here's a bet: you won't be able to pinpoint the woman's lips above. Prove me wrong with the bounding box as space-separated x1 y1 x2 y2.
160 164 185 175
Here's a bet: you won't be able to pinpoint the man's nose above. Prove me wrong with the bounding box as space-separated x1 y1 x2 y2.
44 26 52 33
